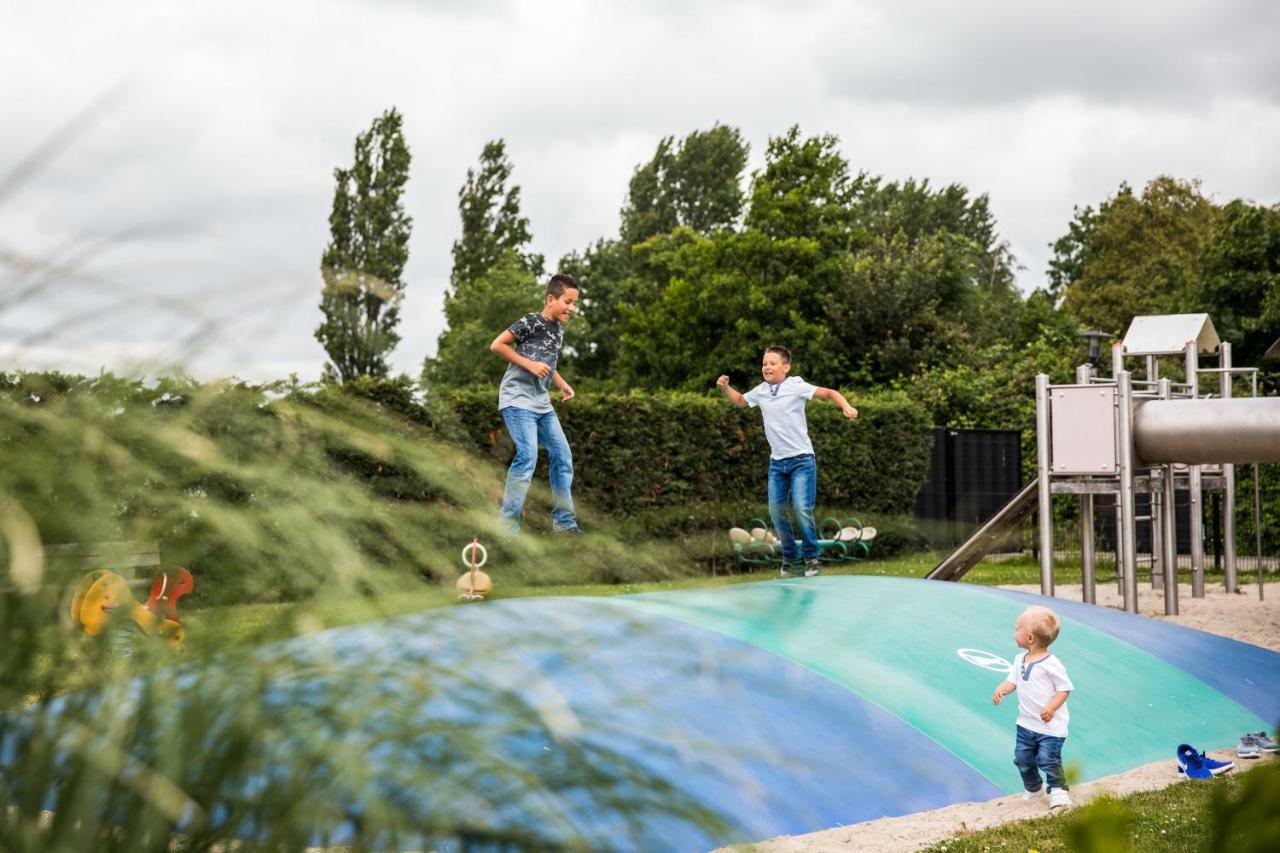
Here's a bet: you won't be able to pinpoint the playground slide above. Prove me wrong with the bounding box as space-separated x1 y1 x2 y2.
925 478 1039 582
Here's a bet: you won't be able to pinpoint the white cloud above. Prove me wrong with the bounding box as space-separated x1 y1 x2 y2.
1 0 1277 382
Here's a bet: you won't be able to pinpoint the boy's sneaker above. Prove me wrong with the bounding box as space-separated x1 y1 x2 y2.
803 559 821 577
1245 731 1279 752
1047 787 1072 809
1020 786 1044 801
1177 744 1233 776
1237 735 1263 759
1176 746 1215 779
779 564 794 578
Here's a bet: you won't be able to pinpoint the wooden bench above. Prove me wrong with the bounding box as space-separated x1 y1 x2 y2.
2 540 160 593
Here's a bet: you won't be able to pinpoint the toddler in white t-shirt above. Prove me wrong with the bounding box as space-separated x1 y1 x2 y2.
992 605 1075 809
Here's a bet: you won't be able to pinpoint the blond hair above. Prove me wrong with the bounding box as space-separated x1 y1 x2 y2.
1021 605 1061 646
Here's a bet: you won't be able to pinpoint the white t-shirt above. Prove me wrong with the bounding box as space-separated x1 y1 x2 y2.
743 377 819 460
1007 652 1074 737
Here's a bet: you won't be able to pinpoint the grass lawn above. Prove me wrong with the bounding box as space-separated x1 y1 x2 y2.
917 761 1280 853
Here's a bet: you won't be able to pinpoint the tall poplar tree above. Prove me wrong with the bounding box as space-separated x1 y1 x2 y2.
316 108 412 381
450 139 543 287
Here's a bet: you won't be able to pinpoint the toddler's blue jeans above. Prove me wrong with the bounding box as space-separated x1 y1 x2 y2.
1014 724 1068 792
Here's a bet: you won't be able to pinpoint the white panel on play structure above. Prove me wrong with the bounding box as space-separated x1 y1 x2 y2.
1050 386 1118 475
1121 314 1220 356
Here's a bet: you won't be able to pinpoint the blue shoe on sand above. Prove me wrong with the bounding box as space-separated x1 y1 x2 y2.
1176 744 1229 779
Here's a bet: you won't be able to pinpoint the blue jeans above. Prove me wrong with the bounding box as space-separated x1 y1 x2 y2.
767 453 819 563
499 407 577 534
1014 725 1068 792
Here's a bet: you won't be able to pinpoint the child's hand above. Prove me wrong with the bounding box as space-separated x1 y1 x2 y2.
1040 707 1055 722
716 375 731 388
843 404 858 420
526 360 552 379
559 383 575 402
992 689 1005 705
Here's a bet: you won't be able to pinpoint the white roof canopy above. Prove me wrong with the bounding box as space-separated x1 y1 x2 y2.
1121 314 1220 356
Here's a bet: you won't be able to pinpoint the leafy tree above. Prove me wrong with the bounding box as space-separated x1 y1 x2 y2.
555 238 640 382
610 126 1030 389
614 228 845 390
744 125 861 245
620 124 749 245
451 139 543 287
1198 198 1280 367
315 108 412 382
1049 177 1217 334
563 125 748 382
424 251 544 388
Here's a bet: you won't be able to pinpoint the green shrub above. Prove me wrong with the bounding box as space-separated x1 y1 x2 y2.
447 387 934 516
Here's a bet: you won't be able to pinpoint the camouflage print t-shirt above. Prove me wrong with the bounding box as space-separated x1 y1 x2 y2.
497 312 564 413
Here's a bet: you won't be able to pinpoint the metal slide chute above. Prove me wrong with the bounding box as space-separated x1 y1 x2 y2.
926 479 1039 582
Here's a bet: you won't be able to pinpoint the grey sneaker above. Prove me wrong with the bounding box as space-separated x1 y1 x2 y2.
804 559 821 577
779 564 794 578
1246 731 1279 752
1237 735 1262 759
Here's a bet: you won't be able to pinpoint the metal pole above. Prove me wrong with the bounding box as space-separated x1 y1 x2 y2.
1036 374 1055 597
1254 369 1264 602
1185 341 1205 598
1158 378 1179 615
1151 484 1163 591
1255 462 1265 601
1146 353 1160 594
1076 364 1097 604
1112 343 1126 596
1081 494 1097 605
1220 343 1238 593
1211 493 1222 571
1117 371 1139 613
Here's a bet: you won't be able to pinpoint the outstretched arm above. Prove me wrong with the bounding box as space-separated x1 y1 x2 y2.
490 330 551 379
716 375 747 408
815 387 858 419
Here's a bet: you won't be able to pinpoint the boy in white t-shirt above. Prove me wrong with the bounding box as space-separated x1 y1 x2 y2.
716 346 858 577
992 605 1075 809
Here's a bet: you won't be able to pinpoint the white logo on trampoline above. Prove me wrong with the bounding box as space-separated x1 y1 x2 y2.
956 648 1012 672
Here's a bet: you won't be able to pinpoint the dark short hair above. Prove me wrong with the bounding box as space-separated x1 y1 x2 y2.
765 345 791 364
546 273 580 300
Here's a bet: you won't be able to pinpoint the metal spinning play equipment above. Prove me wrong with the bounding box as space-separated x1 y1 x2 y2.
929 313 1280 615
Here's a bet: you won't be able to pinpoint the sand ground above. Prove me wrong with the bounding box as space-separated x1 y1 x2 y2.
731 580 1279 853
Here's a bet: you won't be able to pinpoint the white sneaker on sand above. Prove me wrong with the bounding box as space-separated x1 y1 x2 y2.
1020 787 1045 801
1048 787 1073 809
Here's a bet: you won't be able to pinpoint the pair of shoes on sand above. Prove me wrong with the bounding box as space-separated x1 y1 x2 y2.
1020 786 1072 809
1236 731 1280 759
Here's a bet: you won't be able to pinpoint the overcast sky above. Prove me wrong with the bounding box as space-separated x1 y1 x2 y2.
2 0 1277 382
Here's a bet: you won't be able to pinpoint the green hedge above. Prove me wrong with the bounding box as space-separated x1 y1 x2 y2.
446 388 934 516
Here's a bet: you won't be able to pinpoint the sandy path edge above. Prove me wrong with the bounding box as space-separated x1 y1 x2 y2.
724 751 1273 853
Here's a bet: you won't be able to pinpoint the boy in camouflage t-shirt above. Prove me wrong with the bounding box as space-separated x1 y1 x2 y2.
488 273 581 535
